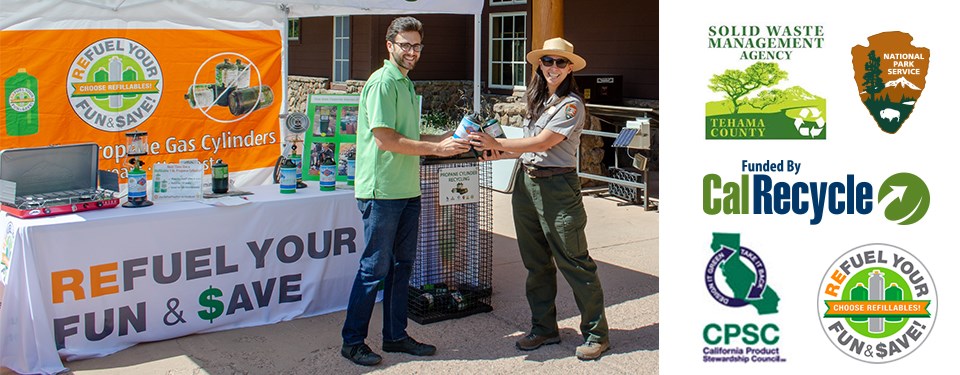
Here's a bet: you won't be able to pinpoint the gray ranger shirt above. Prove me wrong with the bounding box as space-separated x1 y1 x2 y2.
520 93 585 168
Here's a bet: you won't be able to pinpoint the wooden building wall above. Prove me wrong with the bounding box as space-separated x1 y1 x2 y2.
289 15 472 81
286 1 659 100
564 0 658 99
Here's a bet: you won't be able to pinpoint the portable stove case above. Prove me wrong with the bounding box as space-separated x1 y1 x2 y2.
0 143 120 218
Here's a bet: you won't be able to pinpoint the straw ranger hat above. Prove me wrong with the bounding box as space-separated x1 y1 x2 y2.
526 37 587 71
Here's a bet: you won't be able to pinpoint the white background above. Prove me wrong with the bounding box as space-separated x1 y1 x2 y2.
661 0 955 372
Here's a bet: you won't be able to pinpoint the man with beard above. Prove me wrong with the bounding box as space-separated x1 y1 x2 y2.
340 16 469 367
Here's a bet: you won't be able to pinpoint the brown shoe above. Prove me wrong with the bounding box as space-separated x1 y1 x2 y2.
515 332 561 351
575 341 610 360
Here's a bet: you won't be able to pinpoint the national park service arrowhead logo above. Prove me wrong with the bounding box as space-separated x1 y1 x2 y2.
852 32 929 134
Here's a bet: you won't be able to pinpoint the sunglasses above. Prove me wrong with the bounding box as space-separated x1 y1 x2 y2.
392 41 424 52
540 56 570 68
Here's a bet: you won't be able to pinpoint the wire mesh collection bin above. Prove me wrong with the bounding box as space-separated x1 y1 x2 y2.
409 155 493 324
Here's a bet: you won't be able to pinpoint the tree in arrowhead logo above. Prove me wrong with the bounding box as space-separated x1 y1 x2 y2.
852 32 929 134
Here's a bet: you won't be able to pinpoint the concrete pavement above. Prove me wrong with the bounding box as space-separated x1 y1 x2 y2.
22 190 659 374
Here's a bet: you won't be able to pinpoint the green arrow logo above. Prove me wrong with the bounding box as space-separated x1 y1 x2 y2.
878 172 929 225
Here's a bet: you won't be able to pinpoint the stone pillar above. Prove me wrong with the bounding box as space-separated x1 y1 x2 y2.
579 114 606 187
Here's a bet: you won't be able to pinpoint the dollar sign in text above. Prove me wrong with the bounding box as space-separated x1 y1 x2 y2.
198 285 224 323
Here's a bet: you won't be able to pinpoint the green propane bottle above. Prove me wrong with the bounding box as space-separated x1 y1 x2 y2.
346 153 355 186
319 156 336 191
215 59 235 107
850 282 868 323
122 67 138 98
228 85 274 115
5 68 39 136
212 159 229 194
885 282 904 322
279 157 297 194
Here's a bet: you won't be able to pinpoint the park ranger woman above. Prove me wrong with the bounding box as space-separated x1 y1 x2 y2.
469 37 609 360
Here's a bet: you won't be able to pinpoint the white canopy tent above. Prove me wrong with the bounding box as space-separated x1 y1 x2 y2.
1 2 486 373
1 0 485 136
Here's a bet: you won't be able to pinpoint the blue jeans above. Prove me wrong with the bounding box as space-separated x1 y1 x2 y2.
342 197 421 346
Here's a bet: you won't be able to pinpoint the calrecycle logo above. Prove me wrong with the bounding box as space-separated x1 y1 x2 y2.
818 244 936 363
702 160 930 225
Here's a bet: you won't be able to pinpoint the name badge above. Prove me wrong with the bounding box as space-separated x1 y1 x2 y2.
546 105 559 115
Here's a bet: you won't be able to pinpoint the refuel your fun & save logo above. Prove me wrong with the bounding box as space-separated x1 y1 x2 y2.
67 37 162 132
702 160 929 225
818 244 936 363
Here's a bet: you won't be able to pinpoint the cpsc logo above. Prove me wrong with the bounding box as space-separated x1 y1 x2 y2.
702 160 930 225
703 232 786 363
818 244 936 363
67 38 163 132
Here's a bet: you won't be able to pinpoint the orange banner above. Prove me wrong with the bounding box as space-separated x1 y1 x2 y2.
824 300 930 317
0 29 282 178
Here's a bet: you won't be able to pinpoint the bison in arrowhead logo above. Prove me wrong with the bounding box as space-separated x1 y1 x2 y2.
852 32 929 134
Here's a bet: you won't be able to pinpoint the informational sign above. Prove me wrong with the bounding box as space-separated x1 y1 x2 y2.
152 162 204 201
0 2 283 185
303 95 359 182
438 166 479 206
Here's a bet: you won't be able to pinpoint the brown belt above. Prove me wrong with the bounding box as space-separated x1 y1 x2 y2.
521 164 576 178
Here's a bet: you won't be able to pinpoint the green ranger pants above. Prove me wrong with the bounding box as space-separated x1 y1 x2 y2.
512 171 609 344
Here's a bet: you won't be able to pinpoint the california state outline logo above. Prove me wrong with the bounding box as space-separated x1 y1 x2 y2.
851 31 928 134
67 38 162 132
818 243 936 363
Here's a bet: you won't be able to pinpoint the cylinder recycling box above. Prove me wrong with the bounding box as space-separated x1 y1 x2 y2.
5 68 39 136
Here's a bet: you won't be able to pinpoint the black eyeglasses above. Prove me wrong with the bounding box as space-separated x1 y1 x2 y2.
540 57 569 68
392 41 424 52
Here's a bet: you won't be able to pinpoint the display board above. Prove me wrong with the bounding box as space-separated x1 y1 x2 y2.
303 93 422 183
302 94 359 182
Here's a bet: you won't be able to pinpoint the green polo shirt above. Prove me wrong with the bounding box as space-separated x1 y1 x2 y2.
355 60 421 199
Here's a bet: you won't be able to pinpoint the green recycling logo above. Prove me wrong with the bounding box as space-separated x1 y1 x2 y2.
791 107 825 138
878 172 929 225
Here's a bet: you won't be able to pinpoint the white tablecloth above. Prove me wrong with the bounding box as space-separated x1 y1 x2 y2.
0 183 363 374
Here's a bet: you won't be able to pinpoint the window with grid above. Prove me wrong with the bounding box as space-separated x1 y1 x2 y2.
288 18 300 41
333 16 350 82
489 12 526 89
490 0 527 5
